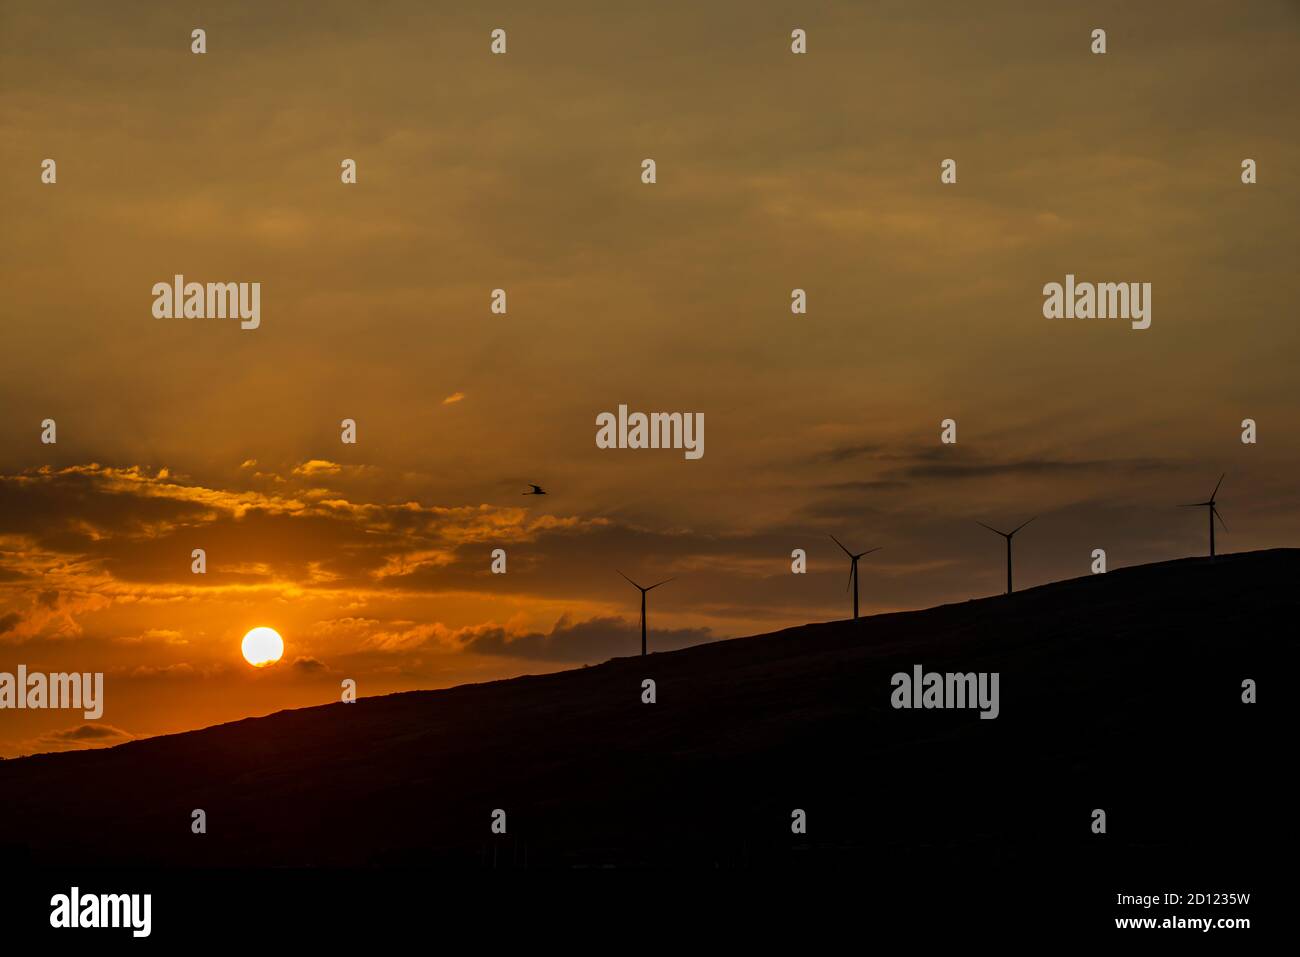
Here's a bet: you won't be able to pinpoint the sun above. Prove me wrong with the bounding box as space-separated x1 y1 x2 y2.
241 627 284 668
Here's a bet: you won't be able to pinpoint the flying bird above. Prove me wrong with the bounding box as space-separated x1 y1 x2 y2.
523 484 547 495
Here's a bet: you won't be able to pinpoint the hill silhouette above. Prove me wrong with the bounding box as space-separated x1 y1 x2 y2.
0 550 1287 871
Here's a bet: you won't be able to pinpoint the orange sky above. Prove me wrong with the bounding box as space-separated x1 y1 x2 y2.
1 0 1298 756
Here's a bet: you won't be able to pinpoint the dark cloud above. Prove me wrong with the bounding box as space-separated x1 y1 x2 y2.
0 612 20 635
464 615 714 662
0 465 597 596
818 480 908 492
292 656 327 673
29 724 135 753
0 469 210 546
897 452 1172 481
813 443 1176 484
815 443 885 464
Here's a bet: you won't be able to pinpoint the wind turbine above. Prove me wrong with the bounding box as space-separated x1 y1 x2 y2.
617 571 674 656
829 535 881 620
1180 473 1226 558
977 517 1036 595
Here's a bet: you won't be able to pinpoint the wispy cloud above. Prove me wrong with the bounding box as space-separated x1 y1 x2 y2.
292 460 343 477
25 723 135 754
461 614 713 662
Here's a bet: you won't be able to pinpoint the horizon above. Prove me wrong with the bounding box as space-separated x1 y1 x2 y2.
2 545 1288 760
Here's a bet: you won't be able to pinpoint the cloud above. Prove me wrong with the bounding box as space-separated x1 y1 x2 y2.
814 442 884 464
442 392 465 405
292 460 343 477
292 655 327 673
812 442 1174 484
0 463 617 643
115 628 186 645
462 614 714 662
27 723 134 753
818 480 908 493
130 662 196 678
896 451 1171 481
0 583 111 643
361 621 460 653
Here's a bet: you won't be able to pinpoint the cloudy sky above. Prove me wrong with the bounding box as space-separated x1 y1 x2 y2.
1 0 1297 756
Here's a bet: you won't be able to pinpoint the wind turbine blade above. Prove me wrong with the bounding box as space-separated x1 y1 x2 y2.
1010 516 1037 536
846 563 855 591
1213 508 1227 530
858 547 882 558
1178 502 1211 508
645 577 675 591
828 534 853 557
616 569 643 590
1211 473 1225 500
976 521 1006 537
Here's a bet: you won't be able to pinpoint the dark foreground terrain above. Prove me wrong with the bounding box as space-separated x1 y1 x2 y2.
0 551 1287 876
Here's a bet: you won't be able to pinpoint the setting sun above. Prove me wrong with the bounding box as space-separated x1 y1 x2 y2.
241 627 284 668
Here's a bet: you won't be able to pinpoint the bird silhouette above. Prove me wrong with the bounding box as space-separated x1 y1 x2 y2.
523 484 547 495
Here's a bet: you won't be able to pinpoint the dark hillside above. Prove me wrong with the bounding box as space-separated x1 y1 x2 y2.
0 550 1287 873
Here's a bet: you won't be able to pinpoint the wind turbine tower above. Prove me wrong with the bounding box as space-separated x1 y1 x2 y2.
977 517 1036 595
829 534 881 620
1180 474 1226 558
617 571 674 656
